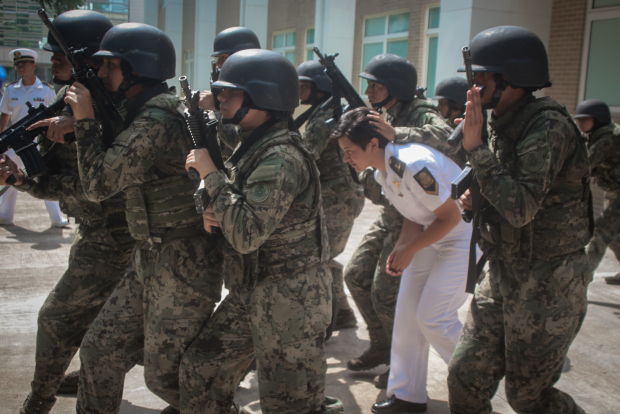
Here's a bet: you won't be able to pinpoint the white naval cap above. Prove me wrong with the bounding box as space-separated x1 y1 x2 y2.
9 49 38 64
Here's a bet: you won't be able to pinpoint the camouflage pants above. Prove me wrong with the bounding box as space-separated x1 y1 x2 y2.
448 250 591 414
76 235 222 414
344 206 403 341
587 192 620 272
180 262 332 414
322 184 365 311
30 223 134 400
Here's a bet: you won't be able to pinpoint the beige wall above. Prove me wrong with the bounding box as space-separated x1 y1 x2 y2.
266 0 316 66
217 0 241 35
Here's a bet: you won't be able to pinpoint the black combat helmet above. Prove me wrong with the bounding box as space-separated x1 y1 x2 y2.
212 27 261 57
434 77 469 107
43 10 113 58
213 49 299 112
460 26 551 89
360 54 417 101
93 23 176 81
297 60 332 93
574 99 611 125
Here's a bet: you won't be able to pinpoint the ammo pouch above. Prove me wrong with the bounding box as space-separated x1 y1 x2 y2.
124 174 201 242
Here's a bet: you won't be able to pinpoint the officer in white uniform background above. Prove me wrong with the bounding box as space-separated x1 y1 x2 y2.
0 48 68 227
332 106 471 414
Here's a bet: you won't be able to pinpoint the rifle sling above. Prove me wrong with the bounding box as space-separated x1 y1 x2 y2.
466 176 484 294
225 119 279 168
293 96 330 131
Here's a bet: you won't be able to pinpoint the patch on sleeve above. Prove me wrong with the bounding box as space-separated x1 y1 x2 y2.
413 167 438 195
248 182 271 203
389 156 406 178
520 151 545 173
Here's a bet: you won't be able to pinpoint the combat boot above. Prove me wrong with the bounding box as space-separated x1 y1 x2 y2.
334 308 358 331
56 369 79 394
160 406 179 414
19 393 56 414
347 328 390 371
605 272 620 285
373 369 389 389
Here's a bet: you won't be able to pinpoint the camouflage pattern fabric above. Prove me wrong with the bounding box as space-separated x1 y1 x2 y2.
180 121 331 414
302 104 365 312
447 95 592 414
344 99 452 347
11 85 134 402
73 87 223 413
586 122 620 271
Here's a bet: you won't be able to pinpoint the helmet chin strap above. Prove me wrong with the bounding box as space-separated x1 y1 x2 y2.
371 95 394 112
53 76 73 86
222 93 254 125
482 73 507 110
301 84 318 105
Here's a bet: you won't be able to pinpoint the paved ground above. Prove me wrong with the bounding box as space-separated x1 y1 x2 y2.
1 193 619 414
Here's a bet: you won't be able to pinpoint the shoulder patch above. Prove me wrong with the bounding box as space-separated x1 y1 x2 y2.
248 182 271 203
389 156 406 178
44 82 55 89
413 167 439 195
6 79 19 86
520 150 545 173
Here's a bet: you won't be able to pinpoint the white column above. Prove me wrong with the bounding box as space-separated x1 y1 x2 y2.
239 0 268 50
314 0 356 80
129 0 145 23
164 0 184 91
436 0 553 88
142 0 158 26
195 0 217 91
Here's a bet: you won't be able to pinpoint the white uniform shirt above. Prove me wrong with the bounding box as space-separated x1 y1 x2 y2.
0 77 56 125
374 142 463 226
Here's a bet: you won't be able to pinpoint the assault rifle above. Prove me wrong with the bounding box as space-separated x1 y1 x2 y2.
0 96 67 185
179 76 225 228
38 9 123 148
210 61 221 111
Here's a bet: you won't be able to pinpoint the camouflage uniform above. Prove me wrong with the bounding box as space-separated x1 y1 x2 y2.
585 122 620 272
13 85 134 403
301 104 365 314
180 121 331 414
345 99 453 347
73 86 223 414
447 95 592 414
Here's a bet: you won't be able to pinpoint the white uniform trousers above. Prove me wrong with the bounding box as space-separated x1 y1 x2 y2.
387 224 470 404
0 149 67 225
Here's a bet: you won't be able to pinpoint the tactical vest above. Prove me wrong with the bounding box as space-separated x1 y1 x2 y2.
390 98 441 128
589 122 620 192
479 97 592 261
223 126 330 289
121 96 201 242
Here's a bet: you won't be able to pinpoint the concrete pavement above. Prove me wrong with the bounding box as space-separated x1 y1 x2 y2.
1 193 619 413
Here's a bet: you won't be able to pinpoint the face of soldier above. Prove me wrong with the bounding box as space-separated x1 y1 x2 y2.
51 52 72 82
98 57 124 92
437 99 450 118
218 88 245 119
473 72 495 108
216 53 231 69
338 135 378 173
15 61 36 79
576 117 595 134
365 81 389 105
299 81 313 104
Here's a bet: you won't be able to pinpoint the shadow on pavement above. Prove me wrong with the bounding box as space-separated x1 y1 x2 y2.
0 224 73 248
587 300 620 311
119 400 162 414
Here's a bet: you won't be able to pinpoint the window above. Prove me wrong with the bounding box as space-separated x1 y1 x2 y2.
579 2 620 112
306 28 315 61
360 11 410 92
273 30 296 65
422 5 440 97
184 50 194 89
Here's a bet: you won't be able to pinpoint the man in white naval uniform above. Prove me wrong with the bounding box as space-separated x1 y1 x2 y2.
332 106 471 414
0 48 68 227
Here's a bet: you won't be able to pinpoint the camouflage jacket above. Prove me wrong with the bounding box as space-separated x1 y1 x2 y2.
14 85 127 226
302 103 360 190
391 99 465 167
588 122 620 192
74 87 203 236
203 120 328 287
469 94 592 261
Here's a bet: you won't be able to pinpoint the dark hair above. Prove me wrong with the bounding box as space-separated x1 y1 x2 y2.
330 107 390 149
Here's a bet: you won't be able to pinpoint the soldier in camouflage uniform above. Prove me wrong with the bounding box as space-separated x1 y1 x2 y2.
182 50 335 414
446 26 592 414
433 77 468 129
64 24 223 414
344 54 454 389
296 60 365 330
574 99 620 284
0 12 135 414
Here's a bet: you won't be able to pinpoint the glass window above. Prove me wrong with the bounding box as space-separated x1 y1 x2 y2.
273 30 296 65
286 32 296 47
388 13 410 34
426 37 439 96
307 49 315 61
593 0 620 8
365 16 386 37
387 40 408 58
306 28 315 45
584 17 620 106
273 34 285 49
285 51 295 64
428 7 440 29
